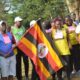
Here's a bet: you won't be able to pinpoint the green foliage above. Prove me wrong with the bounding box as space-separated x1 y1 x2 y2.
0 0 5 19
0 0 69 26
68 0 75 3
12 0 69 24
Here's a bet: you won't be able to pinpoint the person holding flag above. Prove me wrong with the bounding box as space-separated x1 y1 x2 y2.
29 20 40 80
18 18 63 80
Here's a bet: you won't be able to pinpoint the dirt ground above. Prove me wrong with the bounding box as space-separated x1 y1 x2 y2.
21 59 80 80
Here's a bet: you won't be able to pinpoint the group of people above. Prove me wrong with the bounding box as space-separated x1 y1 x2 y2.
0 16 29 80
42 13 80 80
0 13 80 80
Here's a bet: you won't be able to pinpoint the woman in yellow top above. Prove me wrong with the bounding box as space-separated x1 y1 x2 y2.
52 18 71 80
64 16 80 74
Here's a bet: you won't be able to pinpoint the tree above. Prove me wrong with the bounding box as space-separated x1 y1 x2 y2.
0 0 5 19
10 0 68 24
0 0 69 25
0 0 14 25
65 0 80 20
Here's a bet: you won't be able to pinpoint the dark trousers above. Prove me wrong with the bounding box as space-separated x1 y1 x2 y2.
57 55 71 80
52 73 56 80
31 60 40 80
16 48 29 80
70 44 80 71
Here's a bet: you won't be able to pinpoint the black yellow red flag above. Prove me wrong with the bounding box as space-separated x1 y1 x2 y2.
18 21 63 80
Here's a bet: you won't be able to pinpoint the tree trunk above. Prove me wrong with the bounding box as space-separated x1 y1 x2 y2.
65 0 80 20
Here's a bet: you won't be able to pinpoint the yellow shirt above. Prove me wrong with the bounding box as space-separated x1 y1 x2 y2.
63 24 78 45
52 29 70 55
13 48 18 55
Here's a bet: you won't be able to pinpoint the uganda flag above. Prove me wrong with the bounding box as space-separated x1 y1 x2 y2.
18 21 63 80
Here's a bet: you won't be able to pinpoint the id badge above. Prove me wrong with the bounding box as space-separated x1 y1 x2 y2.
68 26 75 32
54 31 63 39
3 35 11 44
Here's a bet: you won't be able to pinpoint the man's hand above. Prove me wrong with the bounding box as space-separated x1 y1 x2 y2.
69 43 72 49
12 44 16 49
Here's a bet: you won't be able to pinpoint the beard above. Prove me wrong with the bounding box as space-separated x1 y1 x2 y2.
2 30 6 33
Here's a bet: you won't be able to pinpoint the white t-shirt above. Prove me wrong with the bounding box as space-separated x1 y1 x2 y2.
75 23 80 34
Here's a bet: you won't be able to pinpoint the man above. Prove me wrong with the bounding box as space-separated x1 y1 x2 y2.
11 16 29 80
71 13 79 26
0 21 16 80
29 20 40 80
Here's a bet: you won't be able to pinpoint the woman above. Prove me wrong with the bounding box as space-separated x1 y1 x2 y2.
64 16 80 73
52 18 71 80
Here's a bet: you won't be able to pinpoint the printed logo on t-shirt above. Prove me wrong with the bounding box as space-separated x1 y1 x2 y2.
68 26 75 33
54 30 63 39
3 35 11 44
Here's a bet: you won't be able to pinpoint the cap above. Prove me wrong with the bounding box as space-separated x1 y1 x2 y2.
14 16 23 22
0 20 6 27
30 20 36 28
0 21 4 26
